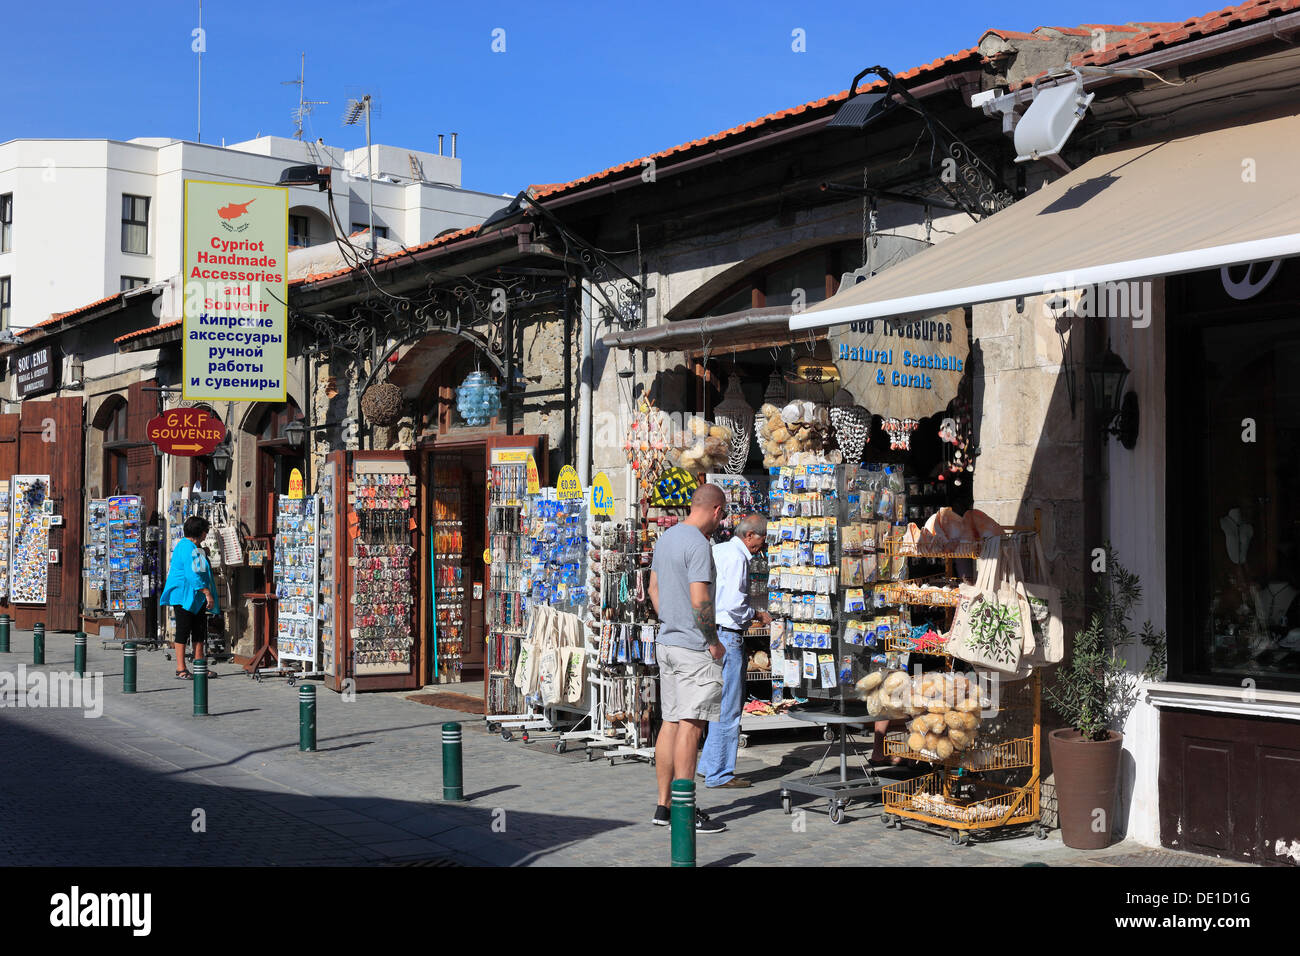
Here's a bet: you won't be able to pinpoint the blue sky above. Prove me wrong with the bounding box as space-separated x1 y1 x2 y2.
7 0 1207 196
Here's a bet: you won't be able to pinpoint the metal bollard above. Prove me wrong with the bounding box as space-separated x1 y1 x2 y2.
670 779 696 867
0 614 10 653
74 631 87 677
33 622 45 666
192 658 208 716
299 684 316 752
123 642 137 694
441 722 465 801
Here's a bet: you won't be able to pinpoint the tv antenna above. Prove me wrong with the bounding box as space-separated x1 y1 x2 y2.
283 53 328 141
343 89 382 255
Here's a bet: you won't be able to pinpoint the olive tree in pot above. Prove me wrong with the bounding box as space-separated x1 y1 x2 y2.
1045 545 1166 849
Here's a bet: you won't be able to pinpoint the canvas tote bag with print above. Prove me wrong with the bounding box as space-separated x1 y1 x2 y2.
948 536 1032 675
1015 533 1065 665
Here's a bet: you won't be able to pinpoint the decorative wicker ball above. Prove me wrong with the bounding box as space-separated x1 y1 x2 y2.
360 382 405 426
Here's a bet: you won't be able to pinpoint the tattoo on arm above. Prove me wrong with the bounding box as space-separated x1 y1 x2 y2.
693 598 719 646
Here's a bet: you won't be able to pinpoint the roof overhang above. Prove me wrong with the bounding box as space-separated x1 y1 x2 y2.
792 105 1300 330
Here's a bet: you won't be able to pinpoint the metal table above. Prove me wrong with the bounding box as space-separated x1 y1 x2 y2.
779 710 916 824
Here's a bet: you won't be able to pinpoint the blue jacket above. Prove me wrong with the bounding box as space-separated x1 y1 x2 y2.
160 537 221 614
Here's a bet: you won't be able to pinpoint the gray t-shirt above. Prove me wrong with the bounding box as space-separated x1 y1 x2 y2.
652 523 716 650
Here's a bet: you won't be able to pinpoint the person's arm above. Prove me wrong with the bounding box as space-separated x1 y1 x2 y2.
648 570 660 616
690 581 719 648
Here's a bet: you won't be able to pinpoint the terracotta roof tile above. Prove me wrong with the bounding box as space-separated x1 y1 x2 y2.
287 223 484 286
20 292 124 335
1035 25 1094 36
983 29 1040 41
114 320 181 344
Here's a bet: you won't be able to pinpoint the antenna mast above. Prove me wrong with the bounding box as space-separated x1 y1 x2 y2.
196 0 202 143
284 53 329 141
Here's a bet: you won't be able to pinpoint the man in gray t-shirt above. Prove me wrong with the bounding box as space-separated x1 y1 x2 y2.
648 482 728 834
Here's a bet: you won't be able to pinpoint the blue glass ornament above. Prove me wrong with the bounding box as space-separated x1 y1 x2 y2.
455 370 501 426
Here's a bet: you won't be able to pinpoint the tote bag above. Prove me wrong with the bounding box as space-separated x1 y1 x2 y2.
1016 534 1064 665
948 537 1032 675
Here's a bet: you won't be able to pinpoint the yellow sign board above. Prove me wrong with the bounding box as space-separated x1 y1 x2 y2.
182 180 289 402
556 465 582 500
526 455 540 495
288 468 304 499
590 471 615 517
491 448 531 464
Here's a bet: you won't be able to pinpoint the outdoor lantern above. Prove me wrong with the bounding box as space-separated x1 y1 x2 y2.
211 443 233 476
456 370 501 426
1088 339 1139 449
283 419 305 448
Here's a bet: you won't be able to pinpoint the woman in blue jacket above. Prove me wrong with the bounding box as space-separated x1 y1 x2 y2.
160 516 221 679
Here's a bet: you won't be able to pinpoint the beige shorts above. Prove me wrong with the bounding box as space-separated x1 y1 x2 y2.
657 643 723 723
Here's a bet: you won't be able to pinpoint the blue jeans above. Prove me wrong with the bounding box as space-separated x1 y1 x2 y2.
698 629 745 786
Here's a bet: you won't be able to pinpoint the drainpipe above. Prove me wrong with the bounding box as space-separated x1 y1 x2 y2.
577 279 593 486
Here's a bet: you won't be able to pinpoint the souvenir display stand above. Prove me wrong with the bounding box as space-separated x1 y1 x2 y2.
315 463 339 682
484 459 542 730
268 493 323 681
875 528 1048 844
84 497 145 640
10 475 52 606
430 462 467 684
320 451 421 694
0 481 11 601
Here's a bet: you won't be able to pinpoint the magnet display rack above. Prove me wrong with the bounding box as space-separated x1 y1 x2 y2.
10 475 52 605
0 481 11 600
316 463 338 681
484 460 535 726
431 464 466 684
271 493 321 680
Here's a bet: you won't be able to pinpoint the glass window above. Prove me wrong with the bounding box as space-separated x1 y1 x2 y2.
0 276 9 329
121 194 149 254
1187 317 1300 687
1 193 11 253
351 222 387 240
289 214 310 247
121 276 149 291
764 255 828 309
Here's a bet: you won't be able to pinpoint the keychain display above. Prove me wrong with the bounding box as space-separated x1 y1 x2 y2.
10 475 51 605
352 468 416 675
275 495 319 662
317 463 337 678
432 467 465 683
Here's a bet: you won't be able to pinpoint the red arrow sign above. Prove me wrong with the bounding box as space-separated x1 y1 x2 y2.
147 408 227 457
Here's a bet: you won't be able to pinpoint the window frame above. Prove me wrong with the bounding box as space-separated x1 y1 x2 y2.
120 275 149 292
121 194 150 255
0 193 11 253
289 214 311 248
0 275 9 329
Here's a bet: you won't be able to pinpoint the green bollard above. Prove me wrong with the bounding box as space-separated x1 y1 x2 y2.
0 614 10 653
299 684 316 752
33 622 45 666
123 642 137 694
671 779 696 868
441 722 465 801
73 631 87 678
192 658 208 716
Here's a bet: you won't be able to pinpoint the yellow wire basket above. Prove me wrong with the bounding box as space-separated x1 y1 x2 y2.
874 577 963 607
882 772 1040 830
883 731 1034 770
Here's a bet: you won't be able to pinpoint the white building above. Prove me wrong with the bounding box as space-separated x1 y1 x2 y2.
0 134 507 330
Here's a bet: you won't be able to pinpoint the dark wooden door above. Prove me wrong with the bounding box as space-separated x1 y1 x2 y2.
1159 707 1300 865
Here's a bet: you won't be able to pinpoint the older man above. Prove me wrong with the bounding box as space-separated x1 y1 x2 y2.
698 513 770 789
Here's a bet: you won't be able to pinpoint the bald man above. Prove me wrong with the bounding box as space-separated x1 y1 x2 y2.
648 482 728 834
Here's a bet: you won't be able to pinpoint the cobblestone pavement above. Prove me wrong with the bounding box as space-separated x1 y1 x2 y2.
0 632 1234 867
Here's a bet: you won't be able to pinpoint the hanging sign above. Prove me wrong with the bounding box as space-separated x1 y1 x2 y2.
526 455 540 495
13 345 59 399
182 180 289 403
829 307 969 420
590 471 615 517
147 408 227 456
556 465 582 500
650 467 699 507
288 468 305 499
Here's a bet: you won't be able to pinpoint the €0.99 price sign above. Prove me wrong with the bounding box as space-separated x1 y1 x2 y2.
183 180 289 403
556 465 582 500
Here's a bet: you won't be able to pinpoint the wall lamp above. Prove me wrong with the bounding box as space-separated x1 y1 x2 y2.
1088 339 1139 450
276 165 332 191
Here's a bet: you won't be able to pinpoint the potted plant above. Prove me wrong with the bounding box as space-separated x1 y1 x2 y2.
1044 545 1166 849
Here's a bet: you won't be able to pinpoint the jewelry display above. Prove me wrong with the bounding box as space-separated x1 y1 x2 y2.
351 467 416 676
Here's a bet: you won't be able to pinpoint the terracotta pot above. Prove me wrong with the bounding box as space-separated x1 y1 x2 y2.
1048 728 1123 850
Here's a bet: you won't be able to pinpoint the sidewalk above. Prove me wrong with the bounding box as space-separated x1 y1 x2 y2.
0 631 1236 867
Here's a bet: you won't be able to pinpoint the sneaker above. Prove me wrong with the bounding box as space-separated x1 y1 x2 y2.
695 809 727 834
651 805 670 826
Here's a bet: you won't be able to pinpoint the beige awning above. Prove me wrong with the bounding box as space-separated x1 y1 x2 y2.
792 106 1300 330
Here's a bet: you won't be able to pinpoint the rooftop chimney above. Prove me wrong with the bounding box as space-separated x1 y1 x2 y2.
451 132 458 159
438 134 444 156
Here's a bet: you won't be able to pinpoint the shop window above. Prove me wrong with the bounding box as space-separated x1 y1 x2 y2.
289 214 311 248
1175 313 1300 688
100 398 131 496
351 222 388 240
121 194 149 255
0 193 11 253
699 243 855 318
121 276 149 292
0 276 9 329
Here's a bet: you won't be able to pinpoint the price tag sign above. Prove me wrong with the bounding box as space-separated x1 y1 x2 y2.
525 455 540 495
590 471 615 517
556 465 582 500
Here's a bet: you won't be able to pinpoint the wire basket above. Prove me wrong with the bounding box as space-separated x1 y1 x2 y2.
882 772 1040 829
884 731 1034 771
875 577 962 607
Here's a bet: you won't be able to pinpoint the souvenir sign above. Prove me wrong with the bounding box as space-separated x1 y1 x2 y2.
147 408 227 456
829 307 969 421
555 465 582 500
10 475 51 604
590 471 615 517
